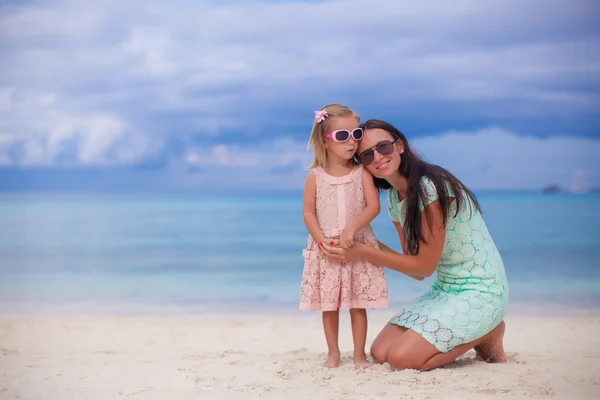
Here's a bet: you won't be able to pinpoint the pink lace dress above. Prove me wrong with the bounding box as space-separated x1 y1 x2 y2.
299 165 389 311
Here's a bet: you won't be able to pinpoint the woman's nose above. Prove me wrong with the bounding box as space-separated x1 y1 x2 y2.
373 150 384 161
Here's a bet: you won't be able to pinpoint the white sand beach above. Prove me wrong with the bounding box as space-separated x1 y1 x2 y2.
1 311 599 400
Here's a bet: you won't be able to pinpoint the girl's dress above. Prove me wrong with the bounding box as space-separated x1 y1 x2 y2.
387 176 509 352
299 165 389 311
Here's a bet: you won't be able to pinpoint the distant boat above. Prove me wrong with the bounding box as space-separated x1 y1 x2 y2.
542 184 561 194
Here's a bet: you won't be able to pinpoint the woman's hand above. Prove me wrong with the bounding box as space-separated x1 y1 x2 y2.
321 241 365 262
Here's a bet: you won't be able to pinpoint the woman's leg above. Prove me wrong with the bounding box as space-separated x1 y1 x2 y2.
420 320 506 370
369 323 408 364
385 330 440 370
386 320 507 371
322 310 340 368
349 308 369 367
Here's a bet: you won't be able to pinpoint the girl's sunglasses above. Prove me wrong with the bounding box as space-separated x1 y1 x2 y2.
325 128 363 143
357 139 398 166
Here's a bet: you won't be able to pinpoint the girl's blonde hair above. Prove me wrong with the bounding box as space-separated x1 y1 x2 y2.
307 103 360 168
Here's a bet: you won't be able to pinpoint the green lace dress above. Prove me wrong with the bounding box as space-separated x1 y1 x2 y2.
387 177 509 352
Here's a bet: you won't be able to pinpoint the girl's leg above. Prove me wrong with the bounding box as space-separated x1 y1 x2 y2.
322 310 340 368
349 308 368 367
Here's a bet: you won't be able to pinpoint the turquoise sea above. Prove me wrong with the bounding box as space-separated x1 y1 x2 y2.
0 192 598 315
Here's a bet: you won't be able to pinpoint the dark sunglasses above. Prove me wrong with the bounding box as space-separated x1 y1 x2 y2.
325 128 363 143
357 139 398 166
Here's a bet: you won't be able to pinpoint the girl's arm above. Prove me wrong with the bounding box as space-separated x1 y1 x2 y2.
302 171 328 245
340 169 380 247
346 168 381 231
323 200 446 278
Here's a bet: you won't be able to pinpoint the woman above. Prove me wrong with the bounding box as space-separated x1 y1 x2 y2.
321 119 509 371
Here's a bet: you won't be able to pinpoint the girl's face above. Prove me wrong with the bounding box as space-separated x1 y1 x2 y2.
357 128 404 178
324 115 361 162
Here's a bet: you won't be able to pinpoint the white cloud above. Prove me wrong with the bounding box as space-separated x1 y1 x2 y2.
186 144 260 167
178 137 313 189
0 0 597 190
0 88 161 166
19 113 155 167
122 26 177 77
185 138 311 169
0 0 597 127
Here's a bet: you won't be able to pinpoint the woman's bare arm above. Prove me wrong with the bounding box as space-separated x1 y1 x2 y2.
376 239 425 281
322 200 446 278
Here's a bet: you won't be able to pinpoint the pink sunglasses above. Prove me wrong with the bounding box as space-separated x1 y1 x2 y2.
325 128 363 143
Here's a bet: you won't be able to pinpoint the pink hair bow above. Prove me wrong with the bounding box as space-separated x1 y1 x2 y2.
314 109 328 123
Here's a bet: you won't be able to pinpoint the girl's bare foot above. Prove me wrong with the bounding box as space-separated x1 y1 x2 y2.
323 352 341 368
474 320 507 363
353 352 370 368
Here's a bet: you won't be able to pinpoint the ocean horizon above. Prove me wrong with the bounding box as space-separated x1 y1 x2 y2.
0 191 599 316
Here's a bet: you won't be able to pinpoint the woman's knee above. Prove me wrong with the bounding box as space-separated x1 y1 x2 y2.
387 347 426 371
370 323 408 364
369 341 387 364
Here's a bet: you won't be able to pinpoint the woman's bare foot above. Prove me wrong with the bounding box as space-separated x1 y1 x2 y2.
474 320 507 363
474 345 487 361
323 352 341 368
353 351 370 368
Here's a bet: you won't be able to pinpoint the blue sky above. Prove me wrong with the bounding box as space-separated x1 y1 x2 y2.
0 0 599 192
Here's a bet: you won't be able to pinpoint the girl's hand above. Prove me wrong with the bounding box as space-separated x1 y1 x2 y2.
321 242 365 262
318 238 340 250
340 226 355 249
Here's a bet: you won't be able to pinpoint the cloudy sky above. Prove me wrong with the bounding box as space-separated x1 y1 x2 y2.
1 0 599 192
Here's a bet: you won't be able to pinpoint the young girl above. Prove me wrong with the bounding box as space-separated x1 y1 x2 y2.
299 103 389 368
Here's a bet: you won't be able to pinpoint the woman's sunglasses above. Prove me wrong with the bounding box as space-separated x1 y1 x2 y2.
357 139 398 166
325 128 363 143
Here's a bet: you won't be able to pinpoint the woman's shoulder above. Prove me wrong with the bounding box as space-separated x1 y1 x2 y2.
386 186 398 204
418 175 457 210
420 175 436 193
